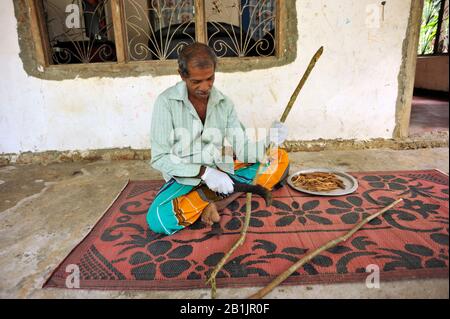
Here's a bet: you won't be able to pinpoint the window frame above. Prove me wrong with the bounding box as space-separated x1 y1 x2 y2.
27 0 292 76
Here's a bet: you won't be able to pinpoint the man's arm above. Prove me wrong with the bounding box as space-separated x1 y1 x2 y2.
194 166 207 178
150 96 203 178
224 99 266 164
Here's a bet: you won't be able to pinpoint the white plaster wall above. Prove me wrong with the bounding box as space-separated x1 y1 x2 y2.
0 0 412 154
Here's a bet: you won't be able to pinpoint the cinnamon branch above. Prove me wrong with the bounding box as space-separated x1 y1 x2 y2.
248 198 404 299
280 46 324 123
206 46 325 299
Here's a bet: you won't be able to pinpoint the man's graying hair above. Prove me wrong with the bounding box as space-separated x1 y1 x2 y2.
178 42 217 77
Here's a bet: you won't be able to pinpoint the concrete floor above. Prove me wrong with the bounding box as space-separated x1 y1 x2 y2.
0 148 449 299
410 94 449 136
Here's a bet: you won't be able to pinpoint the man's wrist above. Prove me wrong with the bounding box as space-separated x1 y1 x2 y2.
197 166 207 178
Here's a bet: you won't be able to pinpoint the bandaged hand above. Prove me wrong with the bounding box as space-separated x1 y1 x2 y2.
201 166 235 195
267 120 288 146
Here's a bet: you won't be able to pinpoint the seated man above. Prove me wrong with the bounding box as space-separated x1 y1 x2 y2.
147 42 290 235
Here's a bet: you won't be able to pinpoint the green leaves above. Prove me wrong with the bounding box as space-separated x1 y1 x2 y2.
418 0 442 55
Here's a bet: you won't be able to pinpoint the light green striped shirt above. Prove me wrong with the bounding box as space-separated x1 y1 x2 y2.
150 81 267 186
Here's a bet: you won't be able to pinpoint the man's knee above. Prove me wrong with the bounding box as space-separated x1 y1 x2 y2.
147 202 172 235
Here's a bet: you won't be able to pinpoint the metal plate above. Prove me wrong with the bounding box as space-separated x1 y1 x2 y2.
287 168 359 196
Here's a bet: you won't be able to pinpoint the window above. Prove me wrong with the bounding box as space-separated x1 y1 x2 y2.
31 0 281 66
418 0 449 55
125 0 276 61
43 0 117 64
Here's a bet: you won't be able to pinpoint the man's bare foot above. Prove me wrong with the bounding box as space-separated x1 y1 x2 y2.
201 203 220 226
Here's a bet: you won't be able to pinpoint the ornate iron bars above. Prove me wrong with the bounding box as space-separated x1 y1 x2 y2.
43 0 117 64
124 0 196 61
124 0 277 61
206 0 276 58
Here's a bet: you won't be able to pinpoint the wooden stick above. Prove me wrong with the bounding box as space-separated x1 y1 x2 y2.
280 46 324 123
206 150 273 298
206 193 253 298
206 47 325 299
247 198 404 299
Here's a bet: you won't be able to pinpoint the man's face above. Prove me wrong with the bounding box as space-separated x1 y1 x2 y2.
181 63 215 101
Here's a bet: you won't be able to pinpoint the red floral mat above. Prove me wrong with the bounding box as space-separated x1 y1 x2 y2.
43 170 449 291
